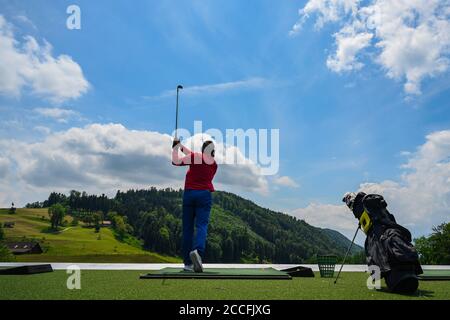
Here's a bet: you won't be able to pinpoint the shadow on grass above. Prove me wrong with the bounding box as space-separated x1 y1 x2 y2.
378 287 435 298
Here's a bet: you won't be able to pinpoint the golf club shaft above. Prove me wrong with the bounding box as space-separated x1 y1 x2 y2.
175 88 179 138
334 224 360 284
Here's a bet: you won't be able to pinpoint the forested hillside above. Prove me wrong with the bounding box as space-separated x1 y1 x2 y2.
27 188 362 263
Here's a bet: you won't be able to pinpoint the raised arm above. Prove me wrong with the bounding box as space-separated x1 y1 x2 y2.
172 139 192 166
179 143 192 156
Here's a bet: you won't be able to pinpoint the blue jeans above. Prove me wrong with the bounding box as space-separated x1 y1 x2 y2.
182 189 212 265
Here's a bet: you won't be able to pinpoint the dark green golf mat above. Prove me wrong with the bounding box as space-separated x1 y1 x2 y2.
140 267 292 280
418 270 450 281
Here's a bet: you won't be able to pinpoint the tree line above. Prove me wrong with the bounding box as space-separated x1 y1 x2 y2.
414 222 450 264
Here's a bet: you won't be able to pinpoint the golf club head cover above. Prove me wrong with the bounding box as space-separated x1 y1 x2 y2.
342 192 357 209
342 192 366 219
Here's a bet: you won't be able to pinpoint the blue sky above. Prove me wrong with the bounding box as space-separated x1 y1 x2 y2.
1 0 449 242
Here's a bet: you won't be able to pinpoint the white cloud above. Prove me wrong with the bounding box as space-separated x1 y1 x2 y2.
273 175 299 188
292 203 365 243
14 15 37 30
326 26 373 72
291 0 450 95
292 129 450 240
34 107 80 123
151 77 270 99
290 0 360 34
0 123 269 206
33 126 51 135
0 157 10 179
358 130 450 233
0 15 89 102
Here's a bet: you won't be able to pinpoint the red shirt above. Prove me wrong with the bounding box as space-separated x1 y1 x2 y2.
173 152 217 192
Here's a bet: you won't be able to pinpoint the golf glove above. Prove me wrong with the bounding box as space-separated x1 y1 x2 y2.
172 138 181 148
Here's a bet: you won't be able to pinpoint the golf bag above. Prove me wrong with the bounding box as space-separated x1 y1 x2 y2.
343 192 423 293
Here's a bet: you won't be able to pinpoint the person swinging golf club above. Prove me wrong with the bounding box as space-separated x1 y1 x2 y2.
171 85 217 272
172 138 217 272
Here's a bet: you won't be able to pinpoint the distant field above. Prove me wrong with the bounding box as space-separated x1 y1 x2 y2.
0 271 448 300
0 208 179 263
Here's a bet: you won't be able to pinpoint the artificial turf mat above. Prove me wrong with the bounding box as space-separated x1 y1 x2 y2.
0 270 449 300
0 264 53 275
419 270 450 281
140 267 291 280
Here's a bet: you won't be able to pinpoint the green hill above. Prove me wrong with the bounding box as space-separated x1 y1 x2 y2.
210 191 363 261
321 228 363 255
0 208 178 263
19 188 362 263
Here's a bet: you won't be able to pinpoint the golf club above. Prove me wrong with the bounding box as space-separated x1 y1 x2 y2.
175 84 183 138
334 223 360 284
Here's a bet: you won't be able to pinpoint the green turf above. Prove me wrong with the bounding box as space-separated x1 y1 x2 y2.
421 270 450 276
0 271 449 300
419 270 450 280
140 267 291 279
0 208 179 263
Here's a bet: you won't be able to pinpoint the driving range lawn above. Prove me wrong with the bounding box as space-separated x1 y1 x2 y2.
0 271 448 300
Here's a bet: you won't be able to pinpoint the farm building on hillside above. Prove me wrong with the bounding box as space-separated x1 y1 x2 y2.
101 220 112 227
6 242 43 255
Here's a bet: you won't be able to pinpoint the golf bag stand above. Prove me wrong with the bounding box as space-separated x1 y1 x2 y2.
342 192 423 294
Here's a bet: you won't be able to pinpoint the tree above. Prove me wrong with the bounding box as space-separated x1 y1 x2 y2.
0 224 14 261
414 236 433 264
9 202 16 214
0 243 14 262
0 223 4 240
83 214 94 226
25 201 43 208
91 212 102 232
48 204 66 230
71 218 79 226
69 190 81 209
415 222 450 264
349 251 366 264
223 237 234 262
112 214 127 239
44 192 67 207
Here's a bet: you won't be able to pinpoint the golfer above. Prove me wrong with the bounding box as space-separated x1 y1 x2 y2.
172 138 217 272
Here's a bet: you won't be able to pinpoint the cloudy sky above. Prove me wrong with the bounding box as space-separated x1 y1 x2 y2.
0 0 449 243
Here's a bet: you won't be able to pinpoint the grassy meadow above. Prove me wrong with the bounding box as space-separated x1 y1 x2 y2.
0 208 179 263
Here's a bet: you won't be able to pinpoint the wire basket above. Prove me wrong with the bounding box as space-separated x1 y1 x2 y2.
317 255 337 278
